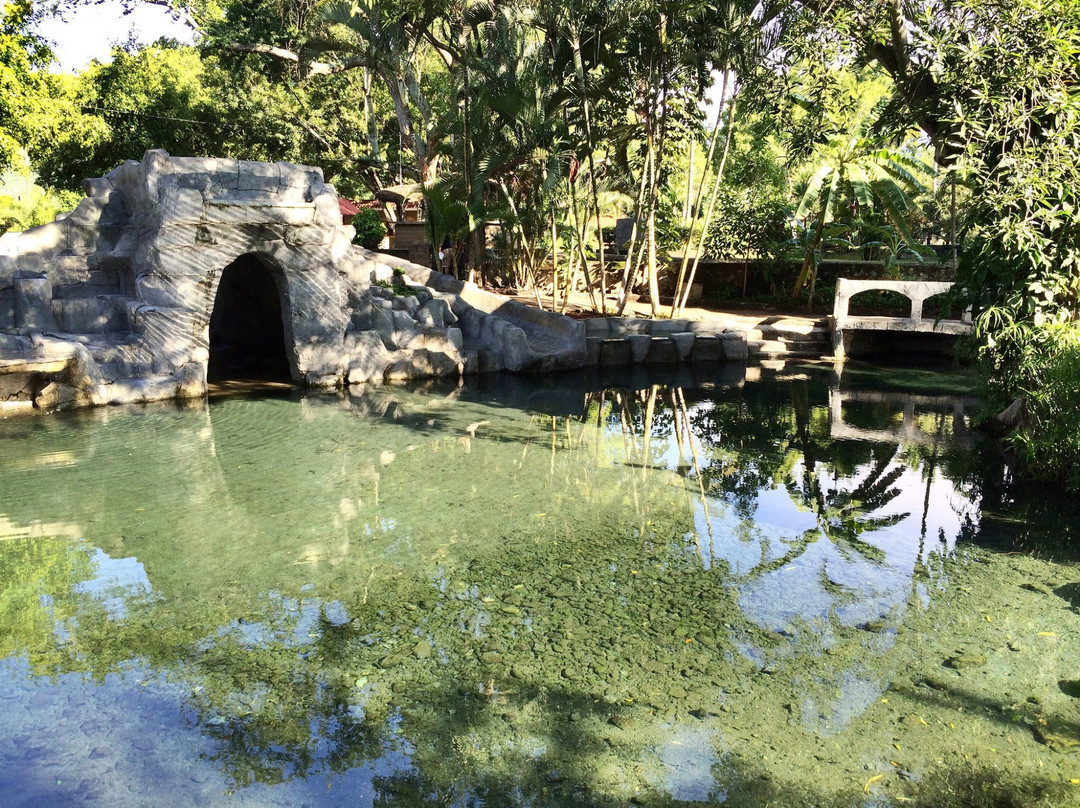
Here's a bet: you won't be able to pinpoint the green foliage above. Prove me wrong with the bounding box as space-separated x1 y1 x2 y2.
950 2 1080 349
859 224 936 278
703 190 788 260
0 168 81 233
0 0 47 169
923 1 1080 489
999 325 1080 489
40 45 216 189
0 1 92 176
23 40 376 196
350 208 386 248
766 0 1080 485
787 80 935 298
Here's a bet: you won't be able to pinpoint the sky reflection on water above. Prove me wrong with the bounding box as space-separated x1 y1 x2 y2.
1 362 1078 807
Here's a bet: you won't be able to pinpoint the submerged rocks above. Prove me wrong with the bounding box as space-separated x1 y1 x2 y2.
1033 722 1080 752
945 652 988 671
412 640 433 660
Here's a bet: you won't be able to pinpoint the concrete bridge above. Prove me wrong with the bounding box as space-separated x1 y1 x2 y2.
828 387 976 447
831 278 972 360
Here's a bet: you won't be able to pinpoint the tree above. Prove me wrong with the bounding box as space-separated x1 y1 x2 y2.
34 44 220 189
787 82 933 303
27 41 377 197
779 1 1080 326
310 0 444 185
0 0 88 175
0 169 81 234
0 0 44 170
768 1 1080 486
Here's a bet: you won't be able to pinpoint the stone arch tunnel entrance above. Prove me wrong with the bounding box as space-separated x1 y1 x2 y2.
207 254 293 383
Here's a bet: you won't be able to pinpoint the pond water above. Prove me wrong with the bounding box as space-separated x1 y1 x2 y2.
1 361 1079 808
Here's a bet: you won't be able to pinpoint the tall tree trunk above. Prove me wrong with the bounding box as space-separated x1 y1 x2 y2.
402 55 439 184
572 35 608 314
646 112 661 319
563 247 581 314
670 68 728 313
568 181 600 310
675 90 738 316
551 201 561 312
950 169 957 271
684 141 695 224
362 67 381 164
460 20 477 281
500 181 543 307
615 144 652 315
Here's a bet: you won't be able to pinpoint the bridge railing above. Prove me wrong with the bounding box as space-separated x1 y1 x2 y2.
828 388 977 447
831 278 972 358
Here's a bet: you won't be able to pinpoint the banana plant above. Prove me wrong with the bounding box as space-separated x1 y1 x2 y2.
782 218 854 306
859 224 936 279
790 99 935 305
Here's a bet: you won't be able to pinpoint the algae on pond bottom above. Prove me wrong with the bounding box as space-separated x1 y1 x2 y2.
1 365 1078 807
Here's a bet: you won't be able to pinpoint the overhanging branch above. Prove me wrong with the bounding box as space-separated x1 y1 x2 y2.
225 43 367 78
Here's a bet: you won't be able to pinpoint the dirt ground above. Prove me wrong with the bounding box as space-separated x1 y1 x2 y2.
505 288 828 335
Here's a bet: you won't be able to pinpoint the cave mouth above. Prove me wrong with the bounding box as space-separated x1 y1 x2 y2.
207 254 292 384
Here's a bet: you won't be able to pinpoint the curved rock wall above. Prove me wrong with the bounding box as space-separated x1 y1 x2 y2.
0 151 586 413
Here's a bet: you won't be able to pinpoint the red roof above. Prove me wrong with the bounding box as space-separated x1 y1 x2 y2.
338 198 362 216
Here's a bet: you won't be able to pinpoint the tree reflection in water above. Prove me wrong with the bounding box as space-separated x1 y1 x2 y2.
0 364 1077 807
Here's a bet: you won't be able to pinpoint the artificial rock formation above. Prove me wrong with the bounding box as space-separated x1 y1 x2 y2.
0 151 585 412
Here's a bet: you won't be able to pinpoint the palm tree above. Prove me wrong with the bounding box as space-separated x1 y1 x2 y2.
314 0 442 184
789 97 935 304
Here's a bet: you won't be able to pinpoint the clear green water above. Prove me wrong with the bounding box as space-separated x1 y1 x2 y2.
1 362 1079 807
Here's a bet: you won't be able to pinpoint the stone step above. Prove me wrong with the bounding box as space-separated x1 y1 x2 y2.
50 295 131 334
746 334 830 348
747 338 829 357
744 326 830 342
81 334 148 362
77 334 154 381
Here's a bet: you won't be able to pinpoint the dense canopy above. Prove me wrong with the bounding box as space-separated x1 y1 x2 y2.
5 0 1080 486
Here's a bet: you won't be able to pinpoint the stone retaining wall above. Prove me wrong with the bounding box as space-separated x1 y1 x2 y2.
581 317 748 367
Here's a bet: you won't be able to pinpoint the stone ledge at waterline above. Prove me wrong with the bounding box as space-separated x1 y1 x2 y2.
0 150 749 414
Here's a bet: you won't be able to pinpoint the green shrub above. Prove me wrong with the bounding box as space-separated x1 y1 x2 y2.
703 192 788 260
374 277 418 297
1008 324 1080 489
351 208 387 249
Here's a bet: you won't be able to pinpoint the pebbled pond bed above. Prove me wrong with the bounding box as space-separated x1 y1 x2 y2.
1 361 1079 807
